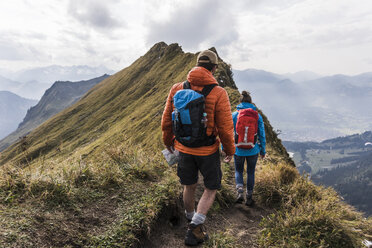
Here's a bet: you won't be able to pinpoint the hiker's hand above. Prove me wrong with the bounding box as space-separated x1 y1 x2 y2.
223 155 232 163
260 154 266 159
221 150 226 157
166 146 174 154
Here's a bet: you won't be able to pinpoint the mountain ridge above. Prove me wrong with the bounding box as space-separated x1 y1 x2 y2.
0 65 114 99
0 42 242 166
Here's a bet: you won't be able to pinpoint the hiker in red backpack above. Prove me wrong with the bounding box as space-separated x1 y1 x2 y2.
232 91 266 206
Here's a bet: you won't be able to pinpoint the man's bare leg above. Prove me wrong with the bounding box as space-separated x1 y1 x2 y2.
184 183 197 213
185 187 217 245
196 188 217 215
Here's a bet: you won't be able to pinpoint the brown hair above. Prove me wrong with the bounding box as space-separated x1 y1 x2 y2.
240 90 252 103
197 56 217 71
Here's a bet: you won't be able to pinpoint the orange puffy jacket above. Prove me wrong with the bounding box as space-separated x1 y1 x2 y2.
161 66 235 156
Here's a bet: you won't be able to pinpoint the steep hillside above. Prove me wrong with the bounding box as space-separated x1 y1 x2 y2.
0 43 239 166
0 91 37 139
0 43 370 247
0 74 109 152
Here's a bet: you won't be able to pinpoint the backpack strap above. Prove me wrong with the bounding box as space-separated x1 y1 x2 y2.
183 81 191 89
201 84 216 97
183 80 216 97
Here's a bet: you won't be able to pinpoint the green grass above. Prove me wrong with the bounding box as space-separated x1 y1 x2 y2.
203 230 242 248
0 43 241 247
0 44 239 168
255 161 372 248
87 170 179 247
0 141 181 247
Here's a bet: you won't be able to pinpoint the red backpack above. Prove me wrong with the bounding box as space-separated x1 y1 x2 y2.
235 109 259 149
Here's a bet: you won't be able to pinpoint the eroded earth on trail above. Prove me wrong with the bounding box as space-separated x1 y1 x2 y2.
142 177 270 248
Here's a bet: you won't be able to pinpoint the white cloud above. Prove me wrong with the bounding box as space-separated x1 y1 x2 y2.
68 0 123 31
0 31 47 61
0 0 371 75
145 0 239 51
224 0 372 74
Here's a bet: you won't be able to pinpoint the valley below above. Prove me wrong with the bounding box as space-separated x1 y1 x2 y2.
284 131 372 216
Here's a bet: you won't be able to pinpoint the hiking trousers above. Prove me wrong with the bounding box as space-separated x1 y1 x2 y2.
234 154 259 192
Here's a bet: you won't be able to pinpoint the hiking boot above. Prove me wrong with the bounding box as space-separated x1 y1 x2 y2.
245 194 255 207
185 223 209 246
236 192 244 203
236 187 244 203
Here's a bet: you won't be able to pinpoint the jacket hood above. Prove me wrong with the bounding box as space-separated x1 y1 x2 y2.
187 66 218 86
237 102 257 111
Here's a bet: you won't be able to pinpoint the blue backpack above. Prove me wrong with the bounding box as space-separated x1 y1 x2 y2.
172 81 216 147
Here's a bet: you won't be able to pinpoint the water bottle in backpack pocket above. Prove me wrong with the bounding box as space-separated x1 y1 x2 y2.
172 81 216 147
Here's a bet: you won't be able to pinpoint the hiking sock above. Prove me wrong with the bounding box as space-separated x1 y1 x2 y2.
236 186 244 203
185 210 195 221
191 212 206 226
237 186 244 194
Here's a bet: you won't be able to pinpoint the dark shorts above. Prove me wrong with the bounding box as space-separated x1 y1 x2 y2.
177 150 222 190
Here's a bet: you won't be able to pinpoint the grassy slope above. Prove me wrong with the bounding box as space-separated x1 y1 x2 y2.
0 43 370 247
0 42 244 247
0 43 239 166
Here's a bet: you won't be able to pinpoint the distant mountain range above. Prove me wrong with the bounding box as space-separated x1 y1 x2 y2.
0 65 115 99
2 65 371 143
283 70 321 82
234 69 372 141
0 91 37 140
0 75 109 151
283 131 372 216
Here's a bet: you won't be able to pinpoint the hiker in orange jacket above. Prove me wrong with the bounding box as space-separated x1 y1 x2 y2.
161 50 235 246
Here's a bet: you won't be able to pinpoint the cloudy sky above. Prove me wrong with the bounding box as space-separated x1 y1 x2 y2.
0 0 371 75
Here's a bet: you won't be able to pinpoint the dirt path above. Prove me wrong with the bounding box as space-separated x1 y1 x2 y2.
142 182 270 247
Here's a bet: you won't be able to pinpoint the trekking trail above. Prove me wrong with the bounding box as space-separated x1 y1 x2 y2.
142 173 270 247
